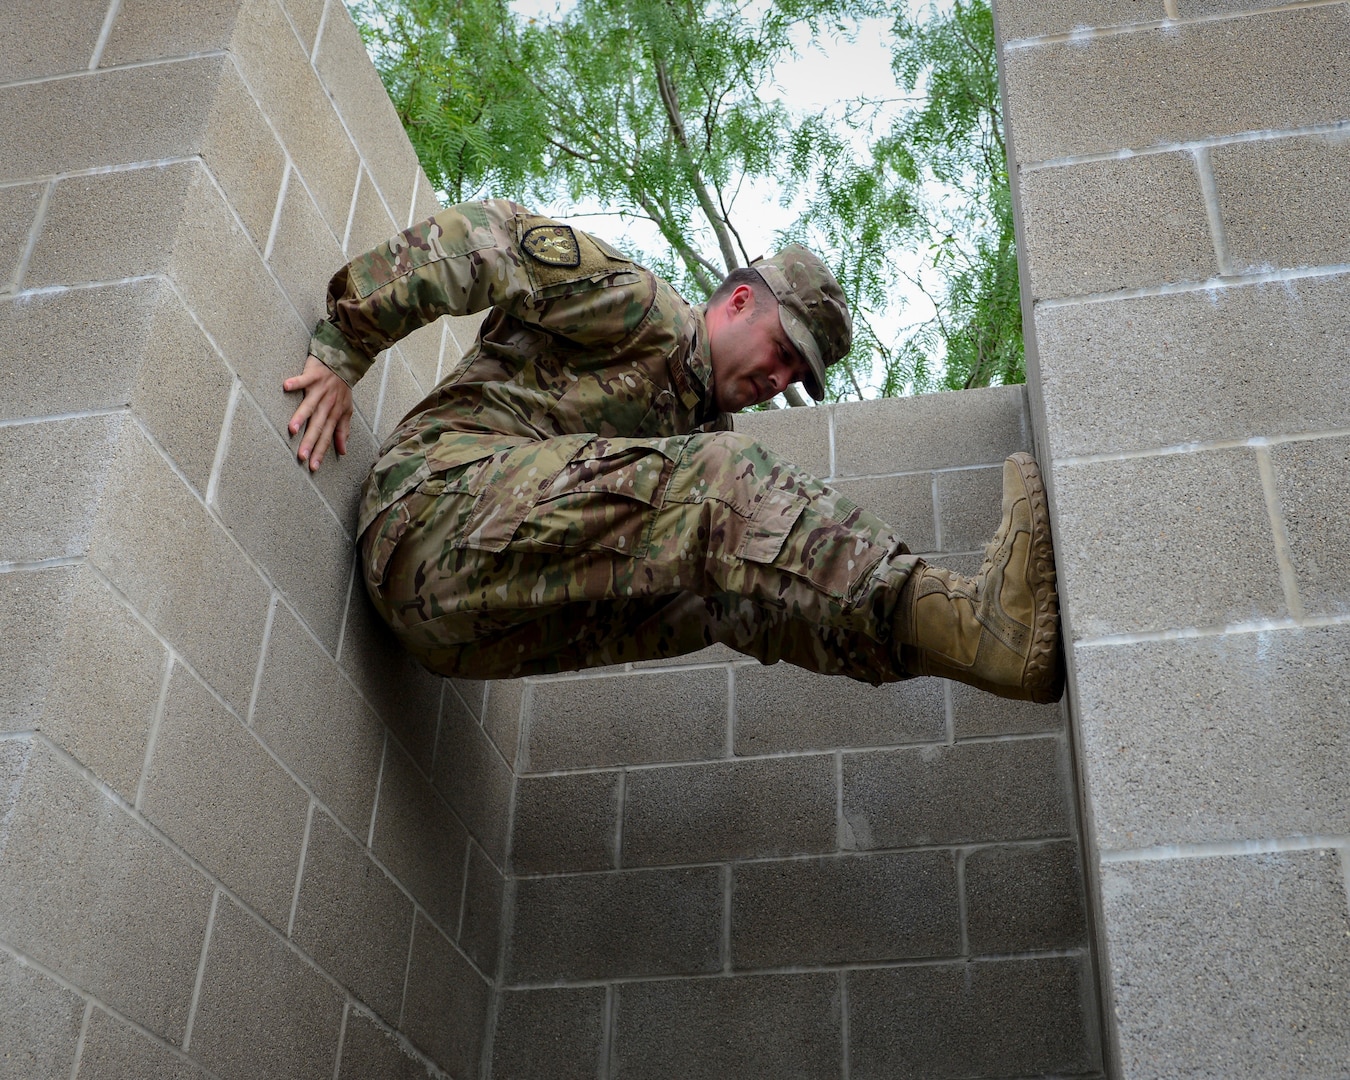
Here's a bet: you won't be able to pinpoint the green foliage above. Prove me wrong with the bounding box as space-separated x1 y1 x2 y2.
350 0 1024 399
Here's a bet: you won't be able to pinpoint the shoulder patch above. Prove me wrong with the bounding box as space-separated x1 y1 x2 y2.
522 224 582 268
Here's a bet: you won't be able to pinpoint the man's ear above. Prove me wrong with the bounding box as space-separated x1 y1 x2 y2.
728 283 755 318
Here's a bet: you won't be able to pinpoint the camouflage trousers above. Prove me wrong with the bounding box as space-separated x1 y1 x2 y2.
361 431 921 682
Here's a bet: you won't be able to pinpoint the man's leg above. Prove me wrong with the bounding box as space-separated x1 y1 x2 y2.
365 431 1061 700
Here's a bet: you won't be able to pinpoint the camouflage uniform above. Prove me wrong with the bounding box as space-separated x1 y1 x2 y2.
309 199 918 681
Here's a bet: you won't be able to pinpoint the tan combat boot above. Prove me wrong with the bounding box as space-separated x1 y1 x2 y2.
895 452 1063 703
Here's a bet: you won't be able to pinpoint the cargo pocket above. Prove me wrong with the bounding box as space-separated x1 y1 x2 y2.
736 486 808 565
512 439 673 556
455 434 596 552
363 498 416 589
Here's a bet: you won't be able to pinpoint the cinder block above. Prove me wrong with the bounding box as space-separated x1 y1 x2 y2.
612 974 841 1080
400 915 490 1079
507 867 722 982
312 3 423 221
459 842 504 979
309 409 377 531
1052 449 1286 638
213 393 352 650
451 678 486 720
409 173 442 229
89 423 270 714
834 387 1028 477
1003 6 1350 163
482 679 525 762
1019 152 1215 299
267 173 344 329
828 472 935 552
1074 626 1350 847
375 352 425 440
253 604 385 834
732 851 960 969
338 587 442 770
842 738 1069 848
189 897 344 1079
622 755 836 866
995 0 1164 40
101 0 243 65
511 771 619 874
0 739 213 1042
0 282 160 418
0 58 226 185
132 286 234 492
0 0 108 82
167 166 312 442
370 739 469 935
734 660 944 754
1101 850 1350 1077
432 707 515 863
0 565 78 730
278 0 327 55
350 352 387 431
399 321 444 395
76 1007 212 1079
934 466 1005 553
336 1011 431 1080
490 988 606 1080
1271 435 1350 616
292 810 415 1023
141 664 309 929
848 956 1095 1079
964 841 1088 954
445 311 488 364
344 167 399 259
524 669 726 771
229 0 360 234
1035 272 1350 459
1212 133 1350 274
950 680 1062 738
0 950 83 1080
39 565 166 801
200 63 289 251
0 182 43 288
732 404 832 477
0 413 123 563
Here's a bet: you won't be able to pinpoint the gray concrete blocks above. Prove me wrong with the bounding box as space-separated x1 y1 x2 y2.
964 841 1088 953
490 987 607 1080
0 950 84 1079
1271 435 1350 616
189 897 344 1078
524 669 727 770
731 403 831 476
0 0 109 82
829 472 936 552
400 915 490 1079
848 957 1094 1079
1035 273 1350 459
0 740 213 1041
733 661 945 752
1019 153 1216 298
0 182 43 288
0 566 79 731
343 167 400 258
1102 851 1350 1077
842 737 1069 848
508 867 723 982
1003 6 1350 163
731 851 960 968
1052 449 1286 637
101 0 244 66
622 755 836 865
266 172 345 328
432 705 515 864
78 1007 212 1079
1074 626 1350 847
140 665 308 927
335 1011 431 1080
510 771 621 873
995 0 1165 40
834 386 1029 476
291 810 414 1023
1212 133 1350 273
459 843 505 977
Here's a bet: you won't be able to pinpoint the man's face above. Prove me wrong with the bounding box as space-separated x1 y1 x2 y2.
707 285 812 413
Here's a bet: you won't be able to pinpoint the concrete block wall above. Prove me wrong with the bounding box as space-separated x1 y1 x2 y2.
484 387 1104 1079
997 0 1350 1074
0 2 495 1076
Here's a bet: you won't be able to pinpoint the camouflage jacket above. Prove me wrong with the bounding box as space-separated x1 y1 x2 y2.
307 199 731 537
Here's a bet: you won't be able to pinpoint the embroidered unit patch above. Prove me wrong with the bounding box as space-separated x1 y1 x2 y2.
522 225 582 268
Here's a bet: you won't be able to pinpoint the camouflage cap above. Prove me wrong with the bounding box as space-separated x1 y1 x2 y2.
751 245 852 401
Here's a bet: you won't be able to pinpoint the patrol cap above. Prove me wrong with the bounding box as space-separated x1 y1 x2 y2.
751 245 852 401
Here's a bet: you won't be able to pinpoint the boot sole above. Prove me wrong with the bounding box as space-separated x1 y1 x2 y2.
1006 452 1064 703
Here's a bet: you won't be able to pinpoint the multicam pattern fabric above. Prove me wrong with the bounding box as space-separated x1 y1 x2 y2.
309 199 917 680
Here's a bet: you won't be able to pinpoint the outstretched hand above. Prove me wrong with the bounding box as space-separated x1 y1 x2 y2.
284 355 353 472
